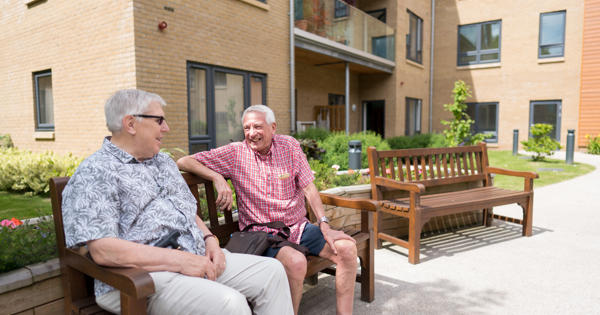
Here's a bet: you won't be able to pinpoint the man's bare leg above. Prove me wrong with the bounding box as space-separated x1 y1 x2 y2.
319 239 357 315
275 246 308 315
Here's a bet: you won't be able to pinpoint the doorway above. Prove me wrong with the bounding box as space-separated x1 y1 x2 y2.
363 100 385 137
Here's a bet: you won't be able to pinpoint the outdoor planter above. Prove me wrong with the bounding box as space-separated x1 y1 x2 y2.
0 258 64 314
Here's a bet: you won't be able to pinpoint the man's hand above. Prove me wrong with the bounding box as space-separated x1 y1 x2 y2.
214 176 233 211
205 237 226 277
178 251 219 280
320 223 355 255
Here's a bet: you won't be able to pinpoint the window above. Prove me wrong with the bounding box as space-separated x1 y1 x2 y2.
187 62 266 152
334 0 353 18
33 70 54 131
530 100 561 141
405 98 421 136
466 102 498 142
406 10 423 64
458 20 501 65
539 11 566 58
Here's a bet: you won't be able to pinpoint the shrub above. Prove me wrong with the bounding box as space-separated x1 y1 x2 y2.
0 134 13 148
586 134 600 155
318 131 390 170
309 160 366 190
441 80 488 146
0 216 57 273
0 148 83 195
521 123 561 161
298 138 325 160
387 133 447 149
293 127 331 142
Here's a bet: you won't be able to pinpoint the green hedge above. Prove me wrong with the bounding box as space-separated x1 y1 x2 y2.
318 131 390 170
293 127 331 142
0 148 83 195
386 133 446 149
0 217 57 273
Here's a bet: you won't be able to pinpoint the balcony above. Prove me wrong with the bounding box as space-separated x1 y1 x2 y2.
294 0 395 73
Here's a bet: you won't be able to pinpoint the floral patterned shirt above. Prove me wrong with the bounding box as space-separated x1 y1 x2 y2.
193 134 315 244
62 137 205 296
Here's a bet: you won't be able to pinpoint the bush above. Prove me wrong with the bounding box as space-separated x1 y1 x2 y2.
586 134 600 155
298 138 325 160
318 131 390 170
293 127 331 142
521 123 561 161
0 148 83 195
309 160 366 190
387 133 447 149
0 134 13 148
441 80 488 146
0 216 57 273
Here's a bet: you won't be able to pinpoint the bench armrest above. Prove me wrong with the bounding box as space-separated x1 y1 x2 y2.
373 176 426 193
486 167 539 179
64 248 155 299
319 193 379 212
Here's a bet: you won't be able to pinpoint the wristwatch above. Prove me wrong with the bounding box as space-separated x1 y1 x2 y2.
317 216 329 225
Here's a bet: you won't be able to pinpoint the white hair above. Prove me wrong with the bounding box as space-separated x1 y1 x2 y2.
242 105 276 125
104 89 166 132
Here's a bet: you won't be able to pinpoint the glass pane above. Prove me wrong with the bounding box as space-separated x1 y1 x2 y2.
459 55 476 64
190 142 209 154
373 36 388 58
533 103 558 139
458 24 478 53
189 68 207 136
540 12 565 46
408 14 418 59
215 71 244 147
250 76 263 105
480 52 499 61
38 75 54 125
540 45 564 57
481 22 500 50
477 103 497 132
406 99 421 135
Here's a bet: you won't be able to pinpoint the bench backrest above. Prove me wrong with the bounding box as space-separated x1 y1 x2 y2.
367 143 491 199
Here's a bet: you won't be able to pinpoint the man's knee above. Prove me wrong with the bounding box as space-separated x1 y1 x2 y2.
277 247 307 280
218 289 251 314
335 240 357 265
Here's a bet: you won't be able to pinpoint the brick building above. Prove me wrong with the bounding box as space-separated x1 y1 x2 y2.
1 0 597 157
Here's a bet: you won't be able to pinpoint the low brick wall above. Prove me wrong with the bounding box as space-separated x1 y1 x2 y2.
0 258 64 315
321 184 482 239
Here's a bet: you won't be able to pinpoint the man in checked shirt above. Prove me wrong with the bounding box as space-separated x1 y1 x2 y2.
178 105 358 315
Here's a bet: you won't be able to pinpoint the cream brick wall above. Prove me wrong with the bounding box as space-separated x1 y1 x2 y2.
433 0 583 149
0 0 136 157
132 0 291 153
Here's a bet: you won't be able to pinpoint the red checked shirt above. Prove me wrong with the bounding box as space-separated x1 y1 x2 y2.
193 134 315 244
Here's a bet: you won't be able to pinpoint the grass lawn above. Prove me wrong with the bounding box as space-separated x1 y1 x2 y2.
0 191 51 220
487 150 595 190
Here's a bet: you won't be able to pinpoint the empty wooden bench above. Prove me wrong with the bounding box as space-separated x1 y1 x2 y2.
50 173 378 314
367 143 538 264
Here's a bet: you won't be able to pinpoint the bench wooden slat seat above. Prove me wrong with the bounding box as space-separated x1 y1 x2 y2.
368 143 538 264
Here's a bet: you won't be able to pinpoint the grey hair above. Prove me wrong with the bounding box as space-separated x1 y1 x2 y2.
241 105 276 125
104 89 166 132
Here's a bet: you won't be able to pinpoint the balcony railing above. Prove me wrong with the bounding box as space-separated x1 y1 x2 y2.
294 0 395 61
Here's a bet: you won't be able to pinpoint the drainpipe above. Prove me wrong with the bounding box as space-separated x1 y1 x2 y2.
290 0 296 134
345 62 350 135
428 0 435 133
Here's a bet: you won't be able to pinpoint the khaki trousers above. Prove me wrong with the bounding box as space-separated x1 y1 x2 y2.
96 250 293 315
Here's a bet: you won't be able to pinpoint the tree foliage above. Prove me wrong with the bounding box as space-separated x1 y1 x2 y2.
441 80 488 146
521 123 561 161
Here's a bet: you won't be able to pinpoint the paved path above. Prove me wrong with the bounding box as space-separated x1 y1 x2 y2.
300 151 600 315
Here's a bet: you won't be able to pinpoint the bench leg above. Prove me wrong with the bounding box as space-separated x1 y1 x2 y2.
373 210 382 249
408 215 423 264
483 208 493 227
121 293 147 315
521 197 533 236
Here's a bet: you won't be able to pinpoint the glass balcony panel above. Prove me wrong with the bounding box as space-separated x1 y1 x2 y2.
295 0 395 61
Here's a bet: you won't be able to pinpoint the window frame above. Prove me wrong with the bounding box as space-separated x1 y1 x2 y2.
187 62 267 152
529 100 562 141
33 70 54 131
405 97 422 136
466 102 499 143
538 10 566 59
406 10 423 64
334 0 349 19
457 20 502 66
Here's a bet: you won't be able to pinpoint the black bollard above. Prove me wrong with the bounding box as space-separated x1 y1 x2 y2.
513 129 519 156
566 129 575 164
348 140 362 170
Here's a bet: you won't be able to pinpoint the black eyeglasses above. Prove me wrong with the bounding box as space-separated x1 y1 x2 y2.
133 114 166 125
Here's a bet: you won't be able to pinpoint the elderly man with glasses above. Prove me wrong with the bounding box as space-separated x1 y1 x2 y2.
61 89 293 315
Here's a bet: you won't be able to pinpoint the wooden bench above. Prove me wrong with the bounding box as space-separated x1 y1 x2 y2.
367 143 538 264
50 173 377 314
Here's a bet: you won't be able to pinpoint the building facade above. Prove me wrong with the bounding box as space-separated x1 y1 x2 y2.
1 0 597 157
